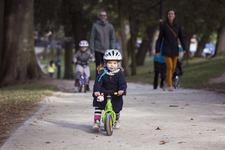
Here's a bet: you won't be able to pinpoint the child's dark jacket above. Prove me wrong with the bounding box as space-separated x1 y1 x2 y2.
93 69 127 112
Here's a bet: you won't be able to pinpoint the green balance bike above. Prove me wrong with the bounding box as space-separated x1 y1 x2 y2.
101 91 126 136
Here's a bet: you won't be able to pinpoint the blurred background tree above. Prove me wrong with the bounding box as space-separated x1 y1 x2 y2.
1 0 225 86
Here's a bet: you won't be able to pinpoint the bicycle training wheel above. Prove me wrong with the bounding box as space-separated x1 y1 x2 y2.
78 79 82 92
83 74 86 93
172 75 182 89
105 113 113 136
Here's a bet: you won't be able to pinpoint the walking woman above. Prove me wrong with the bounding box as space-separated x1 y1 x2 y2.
156 9 187 91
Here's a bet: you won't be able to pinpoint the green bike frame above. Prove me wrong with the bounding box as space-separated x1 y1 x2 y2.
102 95 116 124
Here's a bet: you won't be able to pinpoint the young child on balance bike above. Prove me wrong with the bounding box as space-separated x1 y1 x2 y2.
73 40 95 91
92 49 127 132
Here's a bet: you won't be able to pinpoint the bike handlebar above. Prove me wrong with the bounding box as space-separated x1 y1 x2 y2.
93 91 127 95
72 61 89 65
92 90 126 97
102 90 126 96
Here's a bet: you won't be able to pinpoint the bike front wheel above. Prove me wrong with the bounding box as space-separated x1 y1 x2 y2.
105 113 113 136
83 74 86 93
172 75 182 89
78 79 82 92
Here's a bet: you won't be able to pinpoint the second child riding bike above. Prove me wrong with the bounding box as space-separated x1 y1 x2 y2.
73 40 95 91
74 61 89 92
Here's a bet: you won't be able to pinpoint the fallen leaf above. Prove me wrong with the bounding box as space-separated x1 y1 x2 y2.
178 141 184 144
156 127 161 130
191 118 194 120
199 133 202 134
159 141 166 145
46 141 51 144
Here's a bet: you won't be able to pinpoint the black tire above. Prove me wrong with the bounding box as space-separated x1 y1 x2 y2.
78 79 82 92
83 74 86 93
105 113 113 136
173 75 182 89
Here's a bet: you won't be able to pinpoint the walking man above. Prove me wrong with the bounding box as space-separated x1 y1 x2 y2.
89 11 116 78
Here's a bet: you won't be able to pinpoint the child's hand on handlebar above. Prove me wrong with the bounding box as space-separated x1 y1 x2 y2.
94 92 100 97
117 90 124 96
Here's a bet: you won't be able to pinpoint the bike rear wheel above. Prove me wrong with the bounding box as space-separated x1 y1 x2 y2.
172 75 182 89
105 113 113 136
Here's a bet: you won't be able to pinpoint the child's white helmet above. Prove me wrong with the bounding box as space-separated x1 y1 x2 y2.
79 40 89 47
103 49 122 61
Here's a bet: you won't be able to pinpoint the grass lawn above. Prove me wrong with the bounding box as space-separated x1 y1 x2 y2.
125 56 225 90
0 81 57 114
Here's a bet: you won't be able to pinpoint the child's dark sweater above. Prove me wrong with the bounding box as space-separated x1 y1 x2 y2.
93 69 127 112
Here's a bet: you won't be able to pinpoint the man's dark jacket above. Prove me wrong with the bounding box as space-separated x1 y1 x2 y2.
89 20 116 54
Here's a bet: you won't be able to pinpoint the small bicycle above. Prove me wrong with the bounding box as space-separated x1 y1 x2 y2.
172 59 183 89
101 91 126 136
75 61 89 93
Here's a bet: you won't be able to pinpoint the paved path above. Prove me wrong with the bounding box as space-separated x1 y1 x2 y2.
1 82 225 150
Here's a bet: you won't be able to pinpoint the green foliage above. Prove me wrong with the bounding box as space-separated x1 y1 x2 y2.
34 0 61 34
164 0 225 43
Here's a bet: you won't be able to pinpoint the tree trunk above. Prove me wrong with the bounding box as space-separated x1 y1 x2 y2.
136 25 155 66
194 40 205 57
183 34 192 66
129 16 137 76
64 35 74 79
61 0 74 79
136 40 151 65
0 0 45 86
118 0 129 76
215 27 225 56
0 0 4 68
195 33 210 57
69 0 83 52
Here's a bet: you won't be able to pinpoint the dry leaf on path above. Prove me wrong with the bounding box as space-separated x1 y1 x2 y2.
156 127 161 130
159 141 166 145
178 141 184 144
